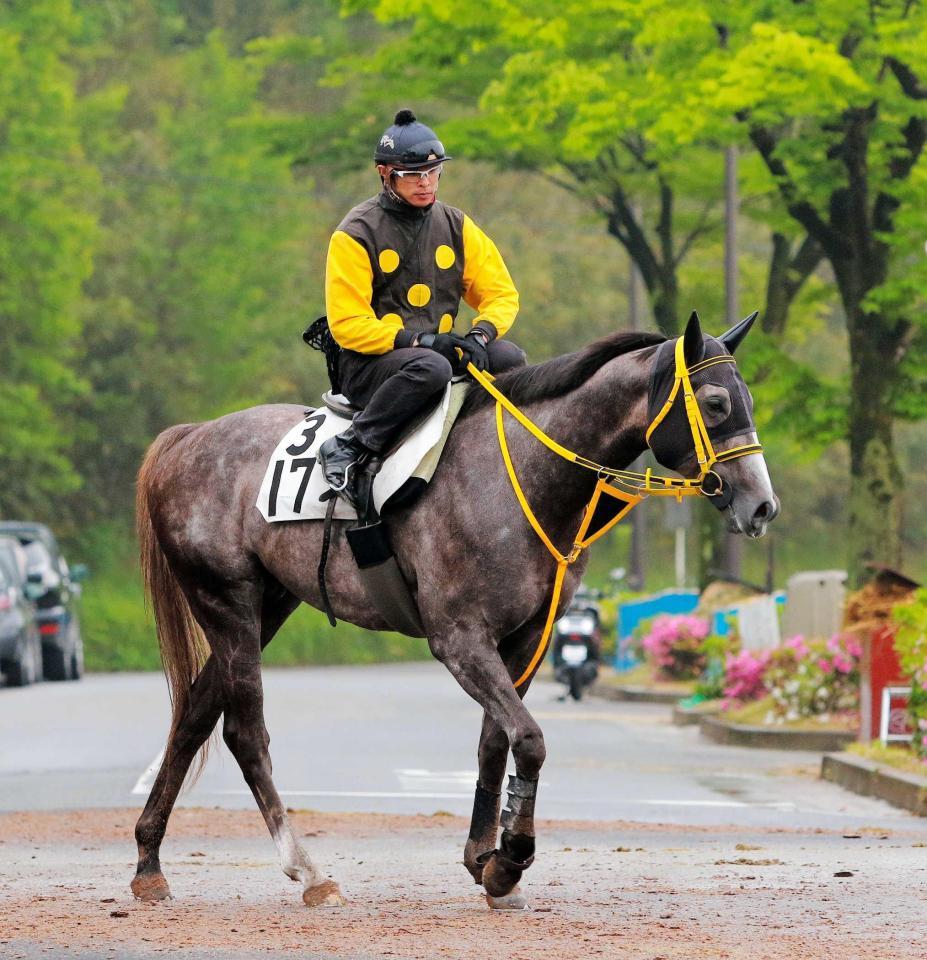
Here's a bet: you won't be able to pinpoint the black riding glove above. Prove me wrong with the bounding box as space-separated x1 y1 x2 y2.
463 331 490 372
417 332 473 372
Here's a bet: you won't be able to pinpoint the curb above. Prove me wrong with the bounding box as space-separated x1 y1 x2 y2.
699 715 857 752
592 683 688 704
673 704 721 726
821 752 927 816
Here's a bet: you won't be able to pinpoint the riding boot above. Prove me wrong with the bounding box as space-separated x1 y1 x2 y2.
318 428 374 511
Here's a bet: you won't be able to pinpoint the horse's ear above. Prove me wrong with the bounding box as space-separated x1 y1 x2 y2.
718 310 759 354
682 310 705 366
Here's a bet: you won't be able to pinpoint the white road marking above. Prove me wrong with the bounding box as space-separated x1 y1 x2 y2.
395 768 477 790
211 789 473 800
130 761 793 812
639 799 796 810
131 748 164 796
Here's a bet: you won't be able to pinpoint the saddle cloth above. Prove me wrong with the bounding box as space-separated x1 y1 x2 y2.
256 382 468 523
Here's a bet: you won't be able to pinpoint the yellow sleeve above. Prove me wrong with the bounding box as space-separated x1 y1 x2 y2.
461 215 519 339
325 230 405 354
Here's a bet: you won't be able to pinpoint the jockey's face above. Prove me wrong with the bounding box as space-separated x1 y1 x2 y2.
377 155 442 207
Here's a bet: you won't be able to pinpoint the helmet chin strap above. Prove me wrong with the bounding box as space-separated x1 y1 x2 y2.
383 172 405 205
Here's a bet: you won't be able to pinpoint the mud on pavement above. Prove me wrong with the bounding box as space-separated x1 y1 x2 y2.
0 807 924 960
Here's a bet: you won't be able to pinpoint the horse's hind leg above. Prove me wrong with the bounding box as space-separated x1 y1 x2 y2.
213 620 345 908
132 655 224 901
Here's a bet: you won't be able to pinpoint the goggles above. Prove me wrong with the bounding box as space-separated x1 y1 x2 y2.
391 163 444 182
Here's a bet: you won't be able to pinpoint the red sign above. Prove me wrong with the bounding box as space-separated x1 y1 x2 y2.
859 625 908 742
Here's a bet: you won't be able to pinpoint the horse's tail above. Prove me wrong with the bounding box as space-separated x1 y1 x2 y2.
136 423 213 780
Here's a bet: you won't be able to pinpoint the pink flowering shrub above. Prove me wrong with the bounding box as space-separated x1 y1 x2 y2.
762 633 862 723
640 614 710 680
722 649 771 706
892 590 927 762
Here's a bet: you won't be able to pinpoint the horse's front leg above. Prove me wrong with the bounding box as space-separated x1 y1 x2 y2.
430 632 545 905
463 712 533 910
463 712 506 885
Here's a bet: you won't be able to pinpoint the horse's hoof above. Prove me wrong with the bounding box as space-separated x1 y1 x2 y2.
303 879 346 907
131 872 172 902
481 852 524 899
486 885 528 910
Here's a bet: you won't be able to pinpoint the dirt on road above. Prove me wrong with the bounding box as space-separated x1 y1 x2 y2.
0 807 924 960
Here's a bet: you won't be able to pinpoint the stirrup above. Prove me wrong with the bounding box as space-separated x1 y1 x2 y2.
328 458 358 493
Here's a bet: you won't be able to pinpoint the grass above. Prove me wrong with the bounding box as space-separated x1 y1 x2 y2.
603 660 698 694
677 696 724 714
76 523 431 672
722 695 859 732
846 742 927 778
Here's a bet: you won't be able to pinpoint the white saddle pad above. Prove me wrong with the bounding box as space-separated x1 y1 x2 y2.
256 382 466 523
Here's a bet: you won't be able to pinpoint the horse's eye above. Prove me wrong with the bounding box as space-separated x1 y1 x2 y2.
706 396 727 414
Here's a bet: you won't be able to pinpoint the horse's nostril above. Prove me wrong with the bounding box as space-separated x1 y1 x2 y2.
753 499 777 524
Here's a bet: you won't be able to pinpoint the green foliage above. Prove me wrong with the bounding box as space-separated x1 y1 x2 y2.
325 0 927 582
694 631 737 700
892 590 927 760
4 0 927 680
0 0 98 520
73 27 322 519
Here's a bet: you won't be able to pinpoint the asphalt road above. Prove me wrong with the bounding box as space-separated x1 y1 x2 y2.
0 662 923 834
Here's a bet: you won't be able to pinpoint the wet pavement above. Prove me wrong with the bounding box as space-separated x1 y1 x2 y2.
1 663 923 834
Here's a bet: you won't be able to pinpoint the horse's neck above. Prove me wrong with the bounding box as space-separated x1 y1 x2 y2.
495 351 651 537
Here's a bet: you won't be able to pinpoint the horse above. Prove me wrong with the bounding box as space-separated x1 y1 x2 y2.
131 310 778 910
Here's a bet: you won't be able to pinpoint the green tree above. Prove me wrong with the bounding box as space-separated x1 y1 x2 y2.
0 0 97 521
73 28 321 518
693 2 927 582
333 0 927 583
323 0 826 341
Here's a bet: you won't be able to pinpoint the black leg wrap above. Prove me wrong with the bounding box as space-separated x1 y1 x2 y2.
480 775 537 898
468 781 502 843
464 782 501 884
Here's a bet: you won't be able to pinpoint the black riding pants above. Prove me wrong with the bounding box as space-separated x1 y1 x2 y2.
339 339 527 454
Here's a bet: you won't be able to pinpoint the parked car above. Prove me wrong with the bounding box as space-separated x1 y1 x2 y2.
0 522 87 681
0 535 43 686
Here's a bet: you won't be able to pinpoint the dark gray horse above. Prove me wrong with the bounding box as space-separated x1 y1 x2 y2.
132 312 778 910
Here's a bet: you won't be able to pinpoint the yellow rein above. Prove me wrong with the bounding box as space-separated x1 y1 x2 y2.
466 335 763 688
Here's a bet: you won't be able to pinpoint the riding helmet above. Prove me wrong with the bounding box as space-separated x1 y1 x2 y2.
374 109 452 168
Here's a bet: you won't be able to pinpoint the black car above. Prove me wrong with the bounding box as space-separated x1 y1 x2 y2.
0 535 44 686
0 522 86 681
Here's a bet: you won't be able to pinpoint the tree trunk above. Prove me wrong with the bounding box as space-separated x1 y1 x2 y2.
845 308 904 585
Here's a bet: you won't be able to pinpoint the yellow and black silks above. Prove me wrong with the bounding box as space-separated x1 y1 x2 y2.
325 193 519 355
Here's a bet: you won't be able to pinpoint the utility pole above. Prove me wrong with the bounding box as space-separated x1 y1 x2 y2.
723 145 743 581
628 226 647 592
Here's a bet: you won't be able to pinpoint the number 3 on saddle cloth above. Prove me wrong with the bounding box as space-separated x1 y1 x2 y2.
256 381 468 524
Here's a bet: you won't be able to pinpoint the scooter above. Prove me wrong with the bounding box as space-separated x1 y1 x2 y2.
552 591 602 701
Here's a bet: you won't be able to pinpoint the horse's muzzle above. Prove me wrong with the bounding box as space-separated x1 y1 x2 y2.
747 496 779 538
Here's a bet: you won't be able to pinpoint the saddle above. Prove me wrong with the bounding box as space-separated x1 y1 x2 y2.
256 382 469 638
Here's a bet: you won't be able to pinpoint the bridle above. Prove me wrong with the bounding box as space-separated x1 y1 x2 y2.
467 334 763 687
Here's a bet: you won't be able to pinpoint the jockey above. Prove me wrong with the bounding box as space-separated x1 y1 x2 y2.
319 108 526 507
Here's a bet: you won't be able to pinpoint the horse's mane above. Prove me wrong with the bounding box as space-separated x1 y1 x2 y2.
459 330 667 418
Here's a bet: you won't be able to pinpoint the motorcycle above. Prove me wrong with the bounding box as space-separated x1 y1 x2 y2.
552 590 602 701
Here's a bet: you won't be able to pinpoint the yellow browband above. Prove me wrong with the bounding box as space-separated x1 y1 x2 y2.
467 335 763 688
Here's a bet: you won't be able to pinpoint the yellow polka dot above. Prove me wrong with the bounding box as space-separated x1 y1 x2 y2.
378 249 400 273
438 313 454 333
380 312 402 326
435 245 456 269
407 283 431 307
